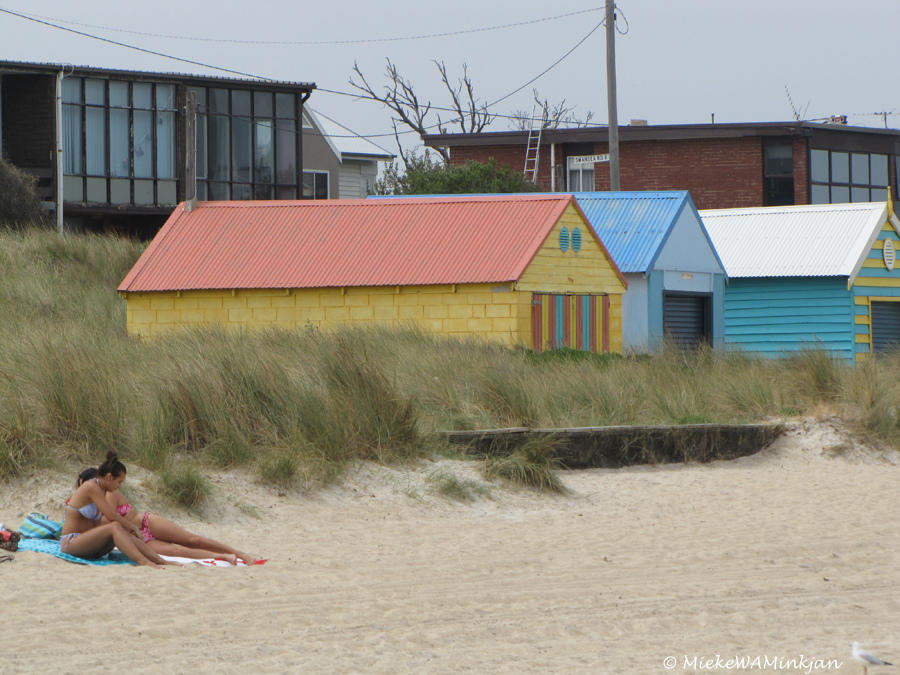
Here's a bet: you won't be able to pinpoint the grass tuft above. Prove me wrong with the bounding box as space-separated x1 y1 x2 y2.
481 436 566 492
426 469 491 502
158 464 211 509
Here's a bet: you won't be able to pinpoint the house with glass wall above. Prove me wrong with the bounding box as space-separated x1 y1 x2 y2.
0 60 318 236
423 121 900 212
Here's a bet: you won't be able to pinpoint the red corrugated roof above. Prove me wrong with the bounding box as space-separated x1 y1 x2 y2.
119 195 610 292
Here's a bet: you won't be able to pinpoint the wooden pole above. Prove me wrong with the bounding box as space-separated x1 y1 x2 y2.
606 1 620 190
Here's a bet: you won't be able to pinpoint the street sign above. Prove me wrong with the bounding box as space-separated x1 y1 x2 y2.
570 154 610 165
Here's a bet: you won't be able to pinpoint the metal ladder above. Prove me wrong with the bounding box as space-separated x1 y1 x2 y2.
523 105 545 183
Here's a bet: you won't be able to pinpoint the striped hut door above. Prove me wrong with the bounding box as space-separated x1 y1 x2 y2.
531 294 543 351
602 295 610 352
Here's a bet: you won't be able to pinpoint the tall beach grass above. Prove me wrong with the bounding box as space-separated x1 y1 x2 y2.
1 229 898 495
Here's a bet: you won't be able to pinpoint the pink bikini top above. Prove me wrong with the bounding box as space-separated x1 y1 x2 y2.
117 503 133 516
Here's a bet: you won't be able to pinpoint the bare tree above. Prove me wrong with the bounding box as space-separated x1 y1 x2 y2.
511 90 595 131
350 59 494 167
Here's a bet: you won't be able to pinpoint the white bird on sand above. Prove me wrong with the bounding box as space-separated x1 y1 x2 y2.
852 642 893 675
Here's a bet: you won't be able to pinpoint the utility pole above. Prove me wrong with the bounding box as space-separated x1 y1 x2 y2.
605 1 620 190
184 91 197 211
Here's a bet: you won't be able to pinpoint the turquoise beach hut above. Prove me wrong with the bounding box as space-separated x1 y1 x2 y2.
700 201 900 361
573 191 726 352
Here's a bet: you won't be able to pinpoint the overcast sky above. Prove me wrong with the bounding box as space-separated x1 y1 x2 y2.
1 0 897 157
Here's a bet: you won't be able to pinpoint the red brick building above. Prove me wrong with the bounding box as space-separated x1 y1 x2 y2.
423 122 900 210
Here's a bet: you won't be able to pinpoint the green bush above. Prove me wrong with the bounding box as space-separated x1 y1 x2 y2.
0 159 50 229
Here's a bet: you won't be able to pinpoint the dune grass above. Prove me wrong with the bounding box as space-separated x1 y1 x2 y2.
1 229 899 500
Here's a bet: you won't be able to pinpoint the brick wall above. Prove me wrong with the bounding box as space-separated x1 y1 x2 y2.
448 136 778 209
1 74 55 170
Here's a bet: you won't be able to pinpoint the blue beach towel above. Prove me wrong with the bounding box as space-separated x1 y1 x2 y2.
18 513 63 539
18 538 136 566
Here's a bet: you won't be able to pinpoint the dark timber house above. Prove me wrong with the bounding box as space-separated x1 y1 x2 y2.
0 60 315 237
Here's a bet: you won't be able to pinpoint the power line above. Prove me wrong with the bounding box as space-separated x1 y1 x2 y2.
3 6 604 46
0 6 602 141
0 7 270 81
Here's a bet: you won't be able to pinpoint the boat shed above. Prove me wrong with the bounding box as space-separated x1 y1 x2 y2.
574 191 726 352
117 195 627 352
700 201 900 360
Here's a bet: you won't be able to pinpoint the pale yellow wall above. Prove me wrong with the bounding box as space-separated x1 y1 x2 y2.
516 204 626 295
123 283 535 346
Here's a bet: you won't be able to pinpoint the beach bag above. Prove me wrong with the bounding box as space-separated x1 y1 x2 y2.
0 527 19 552
18 513 63 539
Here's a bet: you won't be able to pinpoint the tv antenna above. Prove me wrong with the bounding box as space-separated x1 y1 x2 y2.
784 86 809 121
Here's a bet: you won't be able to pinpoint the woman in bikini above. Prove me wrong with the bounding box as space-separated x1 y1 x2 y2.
77 468 258 565
61 453 173 568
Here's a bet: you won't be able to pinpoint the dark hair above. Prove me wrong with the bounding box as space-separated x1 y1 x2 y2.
76 467 99 487
97 451 126 478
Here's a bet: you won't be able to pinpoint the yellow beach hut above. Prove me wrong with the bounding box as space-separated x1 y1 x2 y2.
118 195 627 352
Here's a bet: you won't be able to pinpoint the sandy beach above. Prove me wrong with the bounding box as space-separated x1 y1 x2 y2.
2 417 898 674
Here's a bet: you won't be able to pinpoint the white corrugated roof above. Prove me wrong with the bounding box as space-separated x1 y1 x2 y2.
699 202 896 280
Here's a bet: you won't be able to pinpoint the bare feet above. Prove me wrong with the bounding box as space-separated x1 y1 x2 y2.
236 551 259 564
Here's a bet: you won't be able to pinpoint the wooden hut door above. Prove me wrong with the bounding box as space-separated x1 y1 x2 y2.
531 293 609 353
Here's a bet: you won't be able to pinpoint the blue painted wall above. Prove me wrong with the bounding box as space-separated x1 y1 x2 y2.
724 277 855 360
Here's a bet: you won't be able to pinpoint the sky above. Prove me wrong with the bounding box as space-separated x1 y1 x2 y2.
1 0 897 159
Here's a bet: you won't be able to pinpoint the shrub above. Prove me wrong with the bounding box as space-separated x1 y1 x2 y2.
0 159 50 229
159 464 211 509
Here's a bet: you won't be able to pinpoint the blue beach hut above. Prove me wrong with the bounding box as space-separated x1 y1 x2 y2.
700 201 900 360
573 191 726 352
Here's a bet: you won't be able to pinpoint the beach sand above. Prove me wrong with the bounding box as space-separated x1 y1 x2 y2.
1 418 898 674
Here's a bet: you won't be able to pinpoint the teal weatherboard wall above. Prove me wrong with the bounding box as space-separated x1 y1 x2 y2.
724 277 855 359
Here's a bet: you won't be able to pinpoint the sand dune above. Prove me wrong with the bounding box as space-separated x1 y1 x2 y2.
1 418 898 674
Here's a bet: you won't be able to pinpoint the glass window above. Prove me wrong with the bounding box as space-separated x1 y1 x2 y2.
276 186 296 199
109 108 130 177
208 181 230 200
831 152 849 183
62 104 82 174
764 143 792 175
231 90 251 117
810 149 829 182
62 77 81 104
157 111 175 179
831 185 850 203
209 88 229 113
302 171 328 199
109 81 128 107
851 187 870 202
254 120 274 184
156 84 176 110
85 108 106 175
232 184 252 200
133 110 153 178
275 92 294 118
276 119 296 184
810 184 829 204
84 79 105 105
253 92 273 118
871 154 888 186
254 184 273 199
872 187 889 202
232 116 252 182
196 115 208 180
208 115 230 181
133 83 152 109
851 154 869 184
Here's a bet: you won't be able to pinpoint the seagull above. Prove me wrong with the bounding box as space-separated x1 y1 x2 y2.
852 642 893 675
